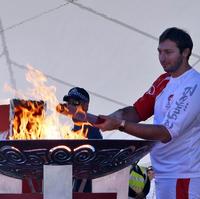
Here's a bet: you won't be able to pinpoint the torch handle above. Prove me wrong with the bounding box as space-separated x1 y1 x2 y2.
87 113 105 125
56 103 105 125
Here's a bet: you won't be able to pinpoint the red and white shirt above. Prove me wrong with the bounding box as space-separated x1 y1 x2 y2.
134 69 200 178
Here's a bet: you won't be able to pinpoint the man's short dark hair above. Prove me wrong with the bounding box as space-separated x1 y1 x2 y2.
159 27 193 59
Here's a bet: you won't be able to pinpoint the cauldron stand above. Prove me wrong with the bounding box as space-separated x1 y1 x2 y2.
0 139 155 199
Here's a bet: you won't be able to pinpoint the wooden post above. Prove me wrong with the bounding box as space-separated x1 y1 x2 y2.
43 165 72 199
0 174 22 193
92 166 131 199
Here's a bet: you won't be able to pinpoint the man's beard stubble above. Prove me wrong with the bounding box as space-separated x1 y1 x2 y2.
163 56 183 73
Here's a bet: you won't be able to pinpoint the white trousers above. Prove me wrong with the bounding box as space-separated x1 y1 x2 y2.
155 178 200 199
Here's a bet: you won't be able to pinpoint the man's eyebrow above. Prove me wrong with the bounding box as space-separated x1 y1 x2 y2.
157 47 174 51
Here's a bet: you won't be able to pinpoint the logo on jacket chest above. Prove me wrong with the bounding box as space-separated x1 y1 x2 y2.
165 94 174 109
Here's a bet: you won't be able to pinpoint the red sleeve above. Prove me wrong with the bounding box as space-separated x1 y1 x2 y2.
134 73 170 121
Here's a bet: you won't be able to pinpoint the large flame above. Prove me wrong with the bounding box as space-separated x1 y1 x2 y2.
11 100 45 139
5 65 88 140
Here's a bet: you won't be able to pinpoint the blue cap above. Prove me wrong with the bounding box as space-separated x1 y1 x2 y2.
63 87 90 103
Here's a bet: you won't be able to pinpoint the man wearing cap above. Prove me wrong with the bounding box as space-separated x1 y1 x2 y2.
62 87 102 192
62 87 103 139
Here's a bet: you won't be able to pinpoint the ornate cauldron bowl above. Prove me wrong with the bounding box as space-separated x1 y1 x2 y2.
0 139 156 180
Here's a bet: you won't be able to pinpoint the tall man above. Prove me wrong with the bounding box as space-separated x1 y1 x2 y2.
95 27 200 199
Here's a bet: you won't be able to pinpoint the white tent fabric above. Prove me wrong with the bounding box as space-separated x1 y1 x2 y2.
0 0 200 164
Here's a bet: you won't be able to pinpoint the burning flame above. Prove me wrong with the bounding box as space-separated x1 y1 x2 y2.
5 65 88 140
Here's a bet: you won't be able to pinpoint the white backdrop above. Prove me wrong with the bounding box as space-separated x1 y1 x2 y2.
0 0 200 164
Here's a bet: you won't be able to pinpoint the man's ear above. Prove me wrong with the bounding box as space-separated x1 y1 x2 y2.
82 103 89 112
182 48 190 58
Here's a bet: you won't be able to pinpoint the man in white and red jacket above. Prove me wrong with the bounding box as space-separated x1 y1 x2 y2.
96 27 200 199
